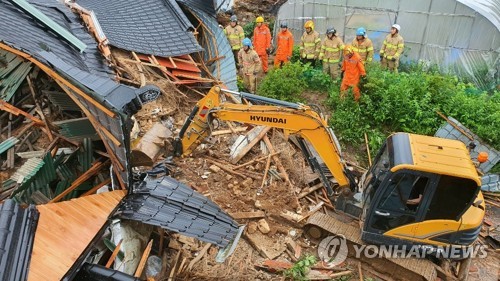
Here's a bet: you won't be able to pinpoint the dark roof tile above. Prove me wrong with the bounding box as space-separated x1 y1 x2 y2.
0 200 38 281
78 0 203 57
118 176 239 247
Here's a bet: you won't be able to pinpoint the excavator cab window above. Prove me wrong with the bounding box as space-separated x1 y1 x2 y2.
424 175 478 221
369 172 430 232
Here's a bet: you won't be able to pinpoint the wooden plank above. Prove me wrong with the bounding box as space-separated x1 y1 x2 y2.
49 160 108 203
29 191 126 281
229 211 266 219
298 183 323 199
105 239 123 268
134 239 153 277
230 126 271 164
171 69 203 79
155 56 201 73
82 178 112 196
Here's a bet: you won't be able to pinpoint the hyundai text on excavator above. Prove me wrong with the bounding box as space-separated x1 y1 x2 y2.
174 86 485 281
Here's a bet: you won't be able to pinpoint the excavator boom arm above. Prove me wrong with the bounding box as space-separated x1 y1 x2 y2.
175 87 351 189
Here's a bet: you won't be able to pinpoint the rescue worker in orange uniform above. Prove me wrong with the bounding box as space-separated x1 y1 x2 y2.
253 16 271 73
224 15 245 63
274 22 294 68
300 20 321 67
380 24 404 73
340 45 366 101
352 27 374 63
319 27 344 80
238 38 261 94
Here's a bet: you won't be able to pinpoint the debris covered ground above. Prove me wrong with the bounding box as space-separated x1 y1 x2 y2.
0 0 499 280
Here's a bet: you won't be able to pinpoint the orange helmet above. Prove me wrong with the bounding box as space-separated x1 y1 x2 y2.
304 20 314 30
344 45 354 55
477 152 488 163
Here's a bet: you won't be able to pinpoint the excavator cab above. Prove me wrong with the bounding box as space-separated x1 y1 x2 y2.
356 133 485 256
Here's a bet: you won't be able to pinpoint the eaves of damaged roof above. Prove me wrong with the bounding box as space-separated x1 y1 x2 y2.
180 3 238 91
0 200 38 281
77 0 203 57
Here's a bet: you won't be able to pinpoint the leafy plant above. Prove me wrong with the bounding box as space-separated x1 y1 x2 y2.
327 63 500 159
301 64 334 92
243 21 256 38
257 62 306 102
284 255 317 281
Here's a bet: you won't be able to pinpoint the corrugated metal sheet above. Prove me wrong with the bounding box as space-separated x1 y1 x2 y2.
54 118 98 141
0 137 19 155
45 90 80 111
28 190 127 281
10 157 45 184
435 116 500 174
118 176 239 248
183 5 238 91
0 50 32 101
0 199 39 281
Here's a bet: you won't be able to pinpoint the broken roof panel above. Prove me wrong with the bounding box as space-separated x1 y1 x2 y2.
78 0 203 57
181 5 238 91
118 176 240 248
28 190 127 281
0 137 19 155
0 200 39 281
0 49 33 101
176 0 216 16
0 0 110 76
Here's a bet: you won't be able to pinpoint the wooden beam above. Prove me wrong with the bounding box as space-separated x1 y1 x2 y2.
229 211 266 219
0 100 44 125
55 81 125 175
82 178 112 197
260 154 272 189
233 151 281 170
211 127 248 136
105 239 123 268
134 239 153 277
230 126 271 164
263 134 291 186
26 75 54 141
49 160 108 203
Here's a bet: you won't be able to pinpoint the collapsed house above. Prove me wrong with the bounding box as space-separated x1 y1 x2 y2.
0 0 241 280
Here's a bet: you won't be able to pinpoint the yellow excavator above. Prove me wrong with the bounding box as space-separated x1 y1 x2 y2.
174 86 485 280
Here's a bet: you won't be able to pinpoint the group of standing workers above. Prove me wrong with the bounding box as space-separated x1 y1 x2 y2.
224 16 404 100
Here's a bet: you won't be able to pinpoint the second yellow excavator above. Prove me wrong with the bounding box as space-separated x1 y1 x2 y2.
174 86 485 281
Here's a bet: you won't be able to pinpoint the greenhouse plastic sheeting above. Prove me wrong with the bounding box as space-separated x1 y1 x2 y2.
277 0 499 90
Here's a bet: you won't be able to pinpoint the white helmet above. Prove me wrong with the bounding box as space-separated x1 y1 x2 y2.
392 24 401 32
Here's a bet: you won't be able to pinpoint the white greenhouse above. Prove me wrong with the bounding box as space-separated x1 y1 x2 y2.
276 0 499 89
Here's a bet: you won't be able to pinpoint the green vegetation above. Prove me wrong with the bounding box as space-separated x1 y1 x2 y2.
257 62 332 102
284 255 317 281
256 60 500 160
328 63 500 155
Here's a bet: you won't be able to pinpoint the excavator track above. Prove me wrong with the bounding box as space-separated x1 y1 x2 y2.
306 212 438 281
